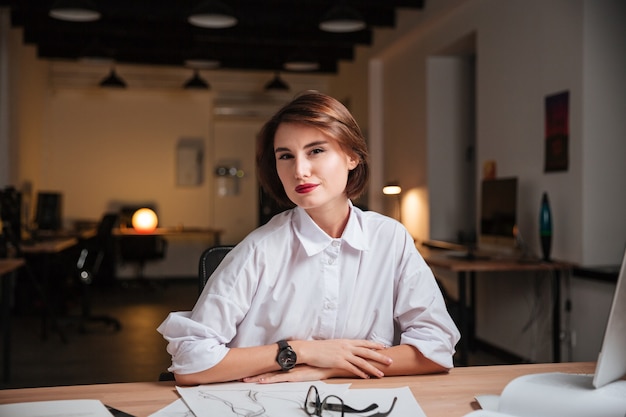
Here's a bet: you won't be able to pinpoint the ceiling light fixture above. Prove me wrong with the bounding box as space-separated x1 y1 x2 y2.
188 1 238 29
184 59 221 70
264 72 290 91
283 55 320 72
319 3 366 33
183 69 210 90
99 67 127 88
49 0 101 22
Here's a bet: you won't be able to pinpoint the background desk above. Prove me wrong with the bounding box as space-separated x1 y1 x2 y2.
0 258 25 382
114 227 223 245
113 228 224 279
420 247 573 365
0 362 595 417
19 237 80 341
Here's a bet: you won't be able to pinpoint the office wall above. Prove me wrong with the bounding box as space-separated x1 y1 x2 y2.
3 28 329 277
363 0 626 361
3 0 624 358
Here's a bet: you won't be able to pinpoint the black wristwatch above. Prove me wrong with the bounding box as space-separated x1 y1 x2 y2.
276 340 297 371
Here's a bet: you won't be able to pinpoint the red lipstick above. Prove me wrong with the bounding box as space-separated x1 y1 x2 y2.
295 184 317 194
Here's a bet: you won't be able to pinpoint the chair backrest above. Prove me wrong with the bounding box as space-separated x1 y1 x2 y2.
198 245 234 294
77 213 119 281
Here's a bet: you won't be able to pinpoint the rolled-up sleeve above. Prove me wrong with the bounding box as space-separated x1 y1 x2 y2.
157 311 230 374
394 244 461 369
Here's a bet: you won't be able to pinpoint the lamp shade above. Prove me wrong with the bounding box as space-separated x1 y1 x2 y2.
183 70 210 89
383 184 402 195
131 208 158 233
99 68 127 88
264 72 290 91
319 4 366 33
188 1 238 29
49 0 101 22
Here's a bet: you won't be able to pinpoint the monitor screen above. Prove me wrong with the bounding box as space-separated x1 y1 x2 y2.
34 191 63 231
479 177 517 249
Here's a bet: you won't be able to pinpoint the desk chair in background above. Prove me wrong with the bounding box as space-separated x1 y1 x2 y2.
158 245 234 382
73 213 122 332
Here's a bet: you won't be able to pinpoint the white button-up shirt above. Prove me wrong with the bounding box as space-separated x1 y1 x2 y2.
158 204 460 374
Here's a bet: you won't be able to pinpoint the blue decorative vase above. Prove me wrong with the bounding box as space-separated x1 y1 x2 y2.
539 192 552 261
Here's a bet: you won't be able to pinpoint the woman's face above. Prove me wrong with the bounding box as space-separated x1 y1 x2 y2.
274 122 357 211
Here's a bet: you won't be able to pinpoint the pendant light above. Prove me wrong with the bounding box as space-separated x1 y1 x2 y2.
283 54 320 72
188 1 238 29
99 67 127 88
264 72 290 91
183 69 210 90
319 3 366 33
49 0 101 22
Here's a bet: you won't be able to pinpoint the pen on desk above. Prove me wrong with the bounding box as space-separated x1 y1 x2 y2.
105 404 136 417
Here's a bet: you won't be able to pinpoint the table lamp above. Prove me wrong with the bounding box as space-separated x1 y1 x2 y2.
132 208 158 233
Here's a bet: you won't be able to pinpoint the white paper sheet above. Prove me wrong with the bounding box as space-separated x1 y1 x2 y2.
0 399 112 417
148 398 195 417
341 386 427 417
176 381 349 417
170 381 424 417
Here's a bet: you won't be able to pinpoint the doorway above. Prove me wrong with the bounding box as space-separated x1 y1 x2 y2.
426 33 477 245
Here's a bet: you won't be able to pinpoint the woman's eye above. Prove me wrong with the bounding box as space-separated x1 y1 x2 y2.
277 153 293 160
310 148 324 155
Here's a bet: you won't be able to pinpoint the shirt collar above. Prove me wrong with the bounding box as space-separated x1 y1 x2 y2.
293 201 368 256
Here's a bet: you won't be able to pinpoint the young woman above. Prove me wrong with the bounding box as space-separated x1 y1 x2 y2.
158 91 460 385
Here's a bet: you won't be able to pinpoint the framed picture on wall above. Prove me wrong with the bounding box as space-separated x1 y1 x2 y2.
544 91 569 173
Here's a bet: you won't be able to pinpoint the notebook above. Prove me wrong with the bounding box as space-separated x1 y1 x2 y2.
592 247 626 388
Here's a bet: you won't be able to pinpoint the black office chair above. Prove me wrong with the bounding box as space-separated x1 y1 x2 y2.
158 245 234 382
73 213 122 332
198 245 235 294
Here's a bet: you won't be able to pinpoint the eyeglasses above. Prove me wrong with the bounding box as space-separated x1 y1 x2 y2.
304 385 398 417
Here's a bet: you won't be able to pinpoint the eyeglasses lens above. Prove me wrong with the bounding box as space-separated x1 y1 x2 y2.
305 386 320 416
321 395 344 417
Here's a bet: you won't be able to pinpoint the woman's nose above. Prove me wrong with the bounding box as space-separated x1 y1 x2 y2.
294 156 311 179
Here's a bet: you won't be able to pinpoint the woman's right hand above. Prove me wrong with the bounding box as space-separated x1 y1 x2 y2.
291 339 392 379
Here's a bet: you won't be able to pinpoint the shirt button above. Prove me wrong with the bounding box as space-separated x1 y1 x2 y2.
332 240 340 247
327 258 334 265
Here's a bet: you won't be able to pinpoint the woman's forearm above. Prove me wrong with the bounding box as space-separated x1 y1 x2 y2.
368 344 449 376
174 344 281 385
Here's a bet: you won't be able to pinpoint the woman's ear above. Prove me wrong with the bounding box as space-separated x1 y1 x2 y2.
347 155 359 171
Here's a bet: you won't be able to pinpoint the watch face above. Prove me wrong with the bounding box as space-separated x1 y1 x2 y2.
278 348 297 370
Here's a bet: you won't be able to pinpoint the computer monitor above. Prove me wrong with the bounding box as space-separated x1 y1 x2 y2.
593 247 626 388
479 177 518 252
34 192 63 231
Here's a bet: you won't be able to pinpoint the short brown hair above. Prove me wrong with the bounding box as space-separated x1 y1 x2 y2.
256 91 369 207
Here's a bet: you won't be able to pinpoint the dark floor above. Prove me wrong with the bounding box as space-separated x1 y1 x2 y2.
1 278 514 390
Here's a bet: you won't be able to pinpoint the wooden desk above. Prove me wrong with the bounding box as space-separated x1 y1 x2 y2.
420 247 573 365
20 237 78 255
0 258 25 382
0 362 596 417
19 238 80 342
114 227 223 245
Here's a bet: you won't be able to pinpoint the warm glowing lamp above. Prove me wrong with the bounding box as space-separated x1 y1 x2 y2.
382 184 402 195
383 183 402 223
131 208 158 233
